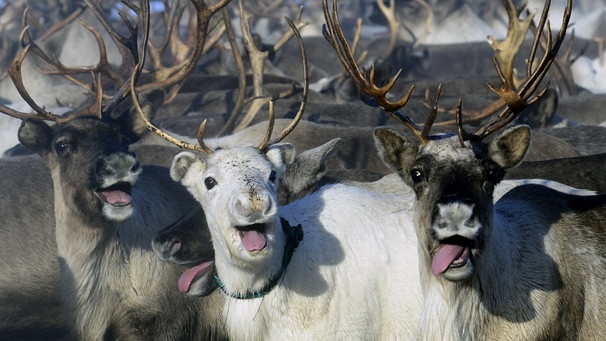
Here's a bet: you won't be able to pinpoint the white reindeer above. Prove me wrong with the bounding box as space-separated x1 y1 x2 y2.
167 135 424 341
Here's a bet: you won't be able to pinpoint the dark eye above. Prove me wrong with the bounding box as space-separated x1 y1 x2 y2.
204 177 217 190
410 169 423 183
486 167 504 183
55 140 69 155
268 171 277 183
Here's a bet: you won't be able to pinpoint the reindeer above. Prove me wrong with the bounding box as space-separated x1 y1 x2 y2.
326 0 606 339
0 0 237 339
134 14 431 339
0 1 352 340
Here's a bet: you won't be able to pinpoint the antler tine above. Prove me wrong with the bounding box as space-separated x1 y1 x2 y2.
322 0 427 142
3 45 64 122
420 83 441 141
258 16 308 150
322 0 414 112
137 0 232 92
474 0 571 139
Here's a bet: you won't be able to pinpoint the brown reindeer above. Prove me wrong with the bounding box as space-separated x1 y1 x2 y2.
0 0 233 339
325 0 606 338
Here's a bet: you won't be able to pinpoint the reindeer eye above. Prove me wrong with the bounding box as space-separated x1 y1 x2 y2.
410 169 423 183
485 166 504 183
55 140 70 155
204 177 217 190
269 170 277 183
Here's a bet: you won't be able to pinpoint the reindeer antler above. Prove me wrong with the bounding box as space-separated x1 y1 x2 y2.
257 16 309 151
323 0 570 146
322 0 440 143
132 7 308 154
0 0 153 124
471 0 572 140
141 0 230 97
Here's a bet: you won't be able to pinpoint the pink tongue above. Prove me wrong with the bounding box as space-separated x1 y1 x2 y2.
101 190 132 206
240 230 267 252
432 244 466 276
178 261 214 293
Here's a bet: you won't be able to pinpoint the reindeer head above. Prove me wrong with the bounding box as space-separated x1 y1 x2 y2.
171 144 294 261
375 125 530 281
135 14 308 294
0 0 160 224
322 0 570 282
19 116 141 223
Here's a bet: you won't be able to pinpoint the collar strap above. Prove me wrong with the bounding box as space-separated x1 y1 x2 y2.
214 217 304 299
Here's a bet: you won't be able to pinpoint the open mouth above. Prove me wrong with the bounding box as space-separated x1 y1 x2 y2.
95 182 133 207
431 236 474 276
236 223 269 252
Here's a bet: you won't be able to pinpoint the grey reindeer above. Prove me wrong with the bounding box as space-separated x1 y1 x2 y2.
326 0 606 338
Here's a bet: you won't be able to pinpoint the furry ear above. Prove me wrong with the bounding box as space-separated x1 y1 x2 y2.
487 125 531 169
18 118 54 156
171 152 204 183
373 127 419 175
265 143 296 171
277 138 341 204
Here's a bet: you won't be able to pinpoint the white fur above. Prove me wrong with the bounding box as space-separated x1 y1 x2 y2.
174 147 423 340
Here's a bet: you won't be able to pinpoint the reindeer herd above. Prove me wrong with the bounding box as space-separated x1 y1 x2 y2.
0 0 605 340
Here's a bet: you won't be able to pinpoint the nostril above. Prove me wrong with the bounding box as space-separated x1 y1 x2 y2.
168 238 182 257
264 197 274 215
96 158 115 176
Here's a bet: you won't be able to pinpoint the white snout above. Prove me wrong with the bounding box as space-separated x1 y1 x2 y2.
231 191 276 225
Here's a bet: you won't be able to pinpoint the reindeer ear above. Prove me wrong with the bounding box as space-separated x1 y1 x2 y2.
171 151 203 183
18 118 53 156
265 143 296 169
487 125 531 169
277 138 341 204
373 127 418 175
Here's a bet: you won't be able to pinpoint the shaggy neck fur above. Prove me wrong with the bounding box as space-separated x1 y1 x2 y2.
416 205 565 340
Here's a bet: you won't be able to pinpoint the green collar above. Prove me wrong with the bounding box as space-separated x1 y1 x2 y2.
214 217 304 299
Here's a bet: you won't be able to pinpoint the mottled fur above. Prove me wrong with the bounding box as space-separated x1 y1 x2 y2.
375 125 606 340
16 117 226 341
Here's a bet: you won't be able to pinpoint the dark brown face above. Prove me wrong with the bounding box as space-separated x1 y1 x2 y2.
18 117 141 224
407 137 504 282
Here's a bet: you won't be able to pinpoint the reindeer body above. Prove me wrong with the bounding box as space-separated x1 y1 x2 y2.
17 117 226 341
169 145 423 340
375 126 606 340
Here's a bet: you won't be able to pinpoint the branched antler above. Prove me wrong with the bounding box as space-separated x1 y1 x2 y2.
232 0 308 132
132 14 308 155
138 0 231 95
472 0 572 140
0 0 149 123
321 0 434 142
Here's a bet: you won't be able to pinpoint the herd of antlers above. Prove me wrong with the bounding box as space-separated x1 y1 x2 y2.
323 0 572 146
0 0 574 152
